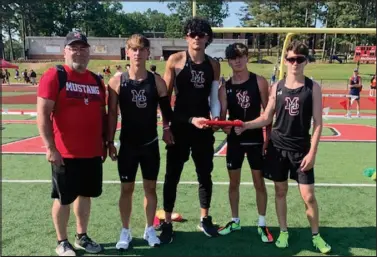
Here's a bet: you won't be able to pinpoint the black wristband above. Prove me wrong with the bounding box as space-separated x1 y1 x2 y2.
188 117 193 124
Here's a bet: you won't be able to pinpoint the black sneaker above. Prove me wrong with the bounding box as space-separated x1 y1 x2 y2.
159 222 174 244
198 216 219 237
56 241 76 256
74 234 103 254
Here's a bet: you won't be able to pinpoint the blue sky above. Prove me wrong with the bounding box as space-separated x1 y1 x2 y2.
122 1 244 27
122 1 324 28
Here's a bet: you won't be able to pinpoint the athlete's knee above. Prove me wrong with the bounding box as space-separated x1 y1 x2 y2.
229 175 240 192
301 191 316 205
229 183 239 194
254 181 267 194
166 157 185 180
197 170 212 186
253 175 267 194
274 182 288 199
120 183 135 196
195 159 213 177
143 180 157 195
164 169 181 186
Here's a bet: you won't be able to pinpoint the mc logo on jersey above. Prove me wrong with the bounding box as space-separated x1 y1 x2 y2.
131 89 147 108
236 90 250 109
285 97 299 116
191 70 205 88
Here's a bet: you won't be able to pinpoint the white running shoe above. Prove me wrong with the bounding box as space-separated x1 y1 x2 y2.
143 226 160 247
116 228 132 250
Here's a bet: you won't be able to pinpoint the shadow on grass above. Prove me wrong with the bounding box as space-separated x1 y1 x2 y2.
77 226 376 256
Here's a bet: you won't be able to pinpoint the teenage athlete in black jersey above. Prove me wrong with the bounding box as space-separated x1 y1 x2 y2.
107 34 173 250
159 17 221 243
217 43 273 243
235 41 331 253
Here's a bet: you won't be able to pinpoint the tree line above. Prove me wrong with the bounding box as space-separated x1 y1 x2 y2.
1 0 375 60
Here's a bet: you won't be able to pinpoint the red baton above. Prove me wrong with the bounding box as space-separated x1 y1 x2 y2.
204 120 243 127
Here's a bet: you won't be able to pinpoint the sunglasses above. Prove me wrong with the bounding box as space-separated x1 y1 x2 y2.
187 32 208 39
286 56 307 64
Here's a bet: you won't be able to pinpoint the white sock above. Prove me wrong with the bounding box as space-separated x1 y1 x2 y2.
145 226 154 232
232 217 240 223
258 215 266 227
122 227 130 234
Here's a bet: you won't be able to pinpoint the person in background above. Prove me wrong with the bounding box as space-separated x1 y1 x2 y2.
150 65 160 76
30 69 37 85
346 68 362 118
369 74 376 97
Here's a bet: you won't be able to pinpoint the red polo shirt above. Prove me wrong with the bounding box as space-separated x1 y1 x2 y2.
37 65 106 158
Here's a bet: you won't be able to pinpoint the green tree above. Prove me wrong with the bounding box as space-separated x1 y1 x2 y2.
165 14 183 38
144 8 170 33
166 0 229 26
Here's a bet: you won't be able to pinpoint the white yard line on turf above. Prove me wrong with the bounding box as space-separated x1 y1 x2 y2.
1 179 375 187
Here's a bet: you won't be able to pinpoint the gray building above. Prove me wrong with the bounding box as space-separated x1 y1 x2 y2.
26 36 247 60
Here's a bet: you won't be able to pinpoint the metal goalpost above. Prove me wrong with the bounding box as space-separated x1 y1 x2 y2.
192 0 376 80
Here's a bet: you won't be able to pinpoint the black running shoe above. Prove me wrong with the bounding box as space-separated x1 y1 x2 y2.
198 216 219 237
159 222 174 244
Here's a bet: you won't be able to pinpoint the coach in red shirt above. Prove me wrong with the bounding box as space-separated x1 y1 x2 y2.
37 32 106 256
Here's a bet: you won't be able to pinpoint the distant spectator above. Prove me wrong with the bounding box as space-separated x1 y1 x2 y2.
271 73 276 84
97 72 104 81
220 74 225 85
23 69 29 83
15 69 20 81
273 65 277 74
370 74 376 97
0 69 4 84
30 69 37 85
114 65 122 77
4 69 10 85
125 64 130 71
149 64 160 76
104 66 111 77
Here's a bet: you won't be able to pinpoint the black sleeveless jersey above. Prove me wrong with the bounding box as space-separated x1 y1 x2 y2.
119 71 158 146
271 77 313 152
226 72 263 144
173 51 214 122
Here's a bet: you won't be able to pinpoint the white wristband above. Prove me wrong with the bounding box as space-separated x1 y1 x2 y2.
210 80 220 118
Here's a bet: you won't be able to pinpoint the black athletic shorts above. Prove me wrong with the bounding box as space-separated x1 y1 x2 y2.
117 139 160 182
226 139 263 171
262 141 314 184
51 157 103 205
